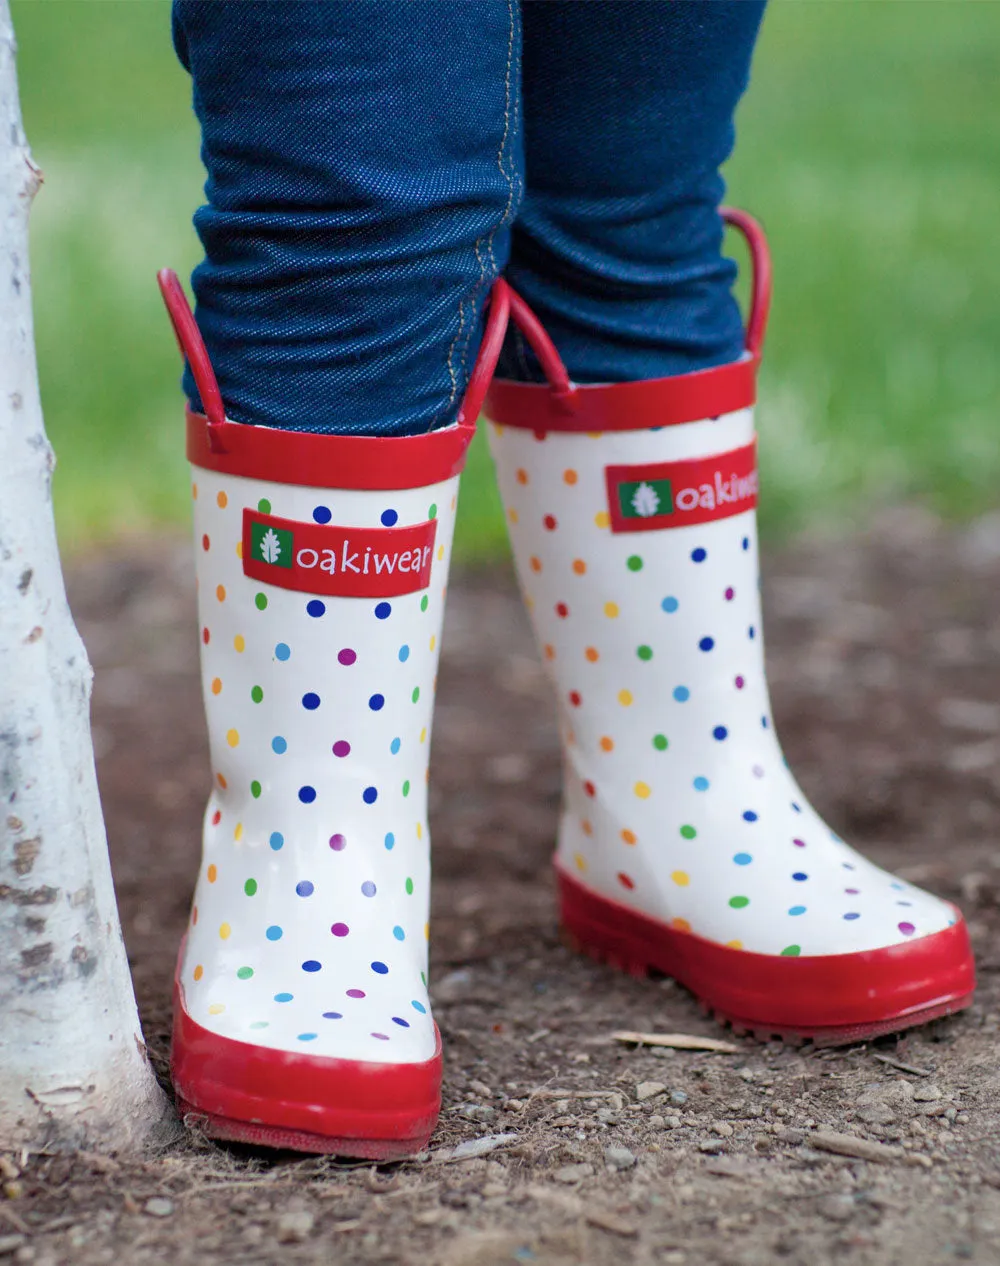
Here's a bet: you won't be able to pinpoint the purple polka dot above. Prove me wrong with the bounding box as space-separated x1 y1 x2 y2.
361 880 376 897
323 1011 343 1020
845 888 860 895
329 833 347 851
735 675 745 689
346 988 365 999
898 922 916 936
725 587 735 600
332 740 351 758
792 838 806 848
338 648 357 666
331 922 350 937
752 764 764 778
371 1032 390 1041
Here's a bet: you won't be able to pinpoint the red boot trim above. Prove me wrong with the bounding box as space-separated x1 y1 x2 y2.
556 862 975 1046
171 980 442 1158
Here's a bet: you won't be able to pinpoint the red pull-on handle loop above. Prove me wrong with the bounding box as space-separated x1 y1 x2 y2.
157 268 228 450
721 206 771 360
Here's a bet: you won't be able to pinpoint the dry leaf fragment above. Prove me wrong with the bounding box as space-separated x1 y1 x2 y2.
586 1210 638 1237
612 1031 739 1054
809 1132 902 1163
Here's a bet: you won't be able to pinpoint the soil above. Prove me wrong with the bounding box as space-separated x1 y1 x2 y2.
7 506 1000 1266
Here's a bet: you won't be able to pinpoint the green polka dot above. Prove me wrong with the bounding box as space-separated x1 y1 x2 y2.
255 593 268 611
627 555 643 572
405 877 414 895
781 945 801 957
420 595 429 612
251 685 264 703
411 686 420 703
637 645 653 661
244 878 257 896
236 966 253 980
428 503 438 519
402 780 411 797
250 780 262 799
679 824 697 840
257 498 271 514
729 895 750 909
420 970 427 987
652 734 668 751
249 1021 269 1030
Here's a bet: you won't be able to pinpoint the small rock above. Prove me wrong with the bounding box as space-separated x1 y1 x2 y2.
913 1084 943 1103
635 1082 666 1102
604 1146 636 1171
276 1210 315 1243
553 1163 593 1184
450 1133 518 1161
669 1090 688 1106
585 1210 638 1238
595 1107 620 1125
143 1198 174 1219
712 1123 734 1138
664 1116 682 1129
774 1127 805 1146
818 1194 856 1223
648 1115 665 1130
0 1160 19 1181
459 1103 496 1123
811 1132 901 1164
698 1139 728 1155
0 1238 25 1258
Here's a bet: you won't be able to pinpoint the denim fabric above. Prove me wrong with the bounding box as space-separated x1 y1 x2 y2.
173 1 765 435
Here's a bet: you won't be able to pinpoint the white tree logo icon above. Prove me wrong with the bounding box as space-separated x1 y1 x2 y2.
259 527 282 564
631 482 660 517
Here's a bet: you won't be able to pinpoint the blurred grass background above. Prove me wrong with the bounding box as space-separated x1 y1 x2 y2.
17 1 1000 561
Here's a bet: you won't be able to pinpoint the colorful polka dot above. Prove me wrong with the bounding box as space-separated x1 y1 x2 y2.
363 786 378 804
307 600 326 618
226 728 239 747
302 692 320 710
733 853 753 866
272 735 287 754
673 686 690 702
618 689 633 706
671 871 689 887
627 555 643 572
375 601 391 619
691 548 707 563
296 881 314 897
234 635 245 653
274 992 293 1003
266 926 283 941
313 504 332 524
257 499 271 514
255 593 268 611
298 785 316 803
331 922 350 937
244 878 257 896
398 644 410 662
693 776 709 791
270 832 284 851
699 637 714 652
302 960 322 972
637 644 653 661
329 833 347 851
713 726 728 741
384 832 395 850
251 685 264 703
679 824 697 840
729 896 749 909
332 740 351 758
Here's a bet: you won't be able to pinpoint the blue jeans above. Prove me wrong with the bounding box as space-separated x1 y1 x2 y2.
173 1 766 436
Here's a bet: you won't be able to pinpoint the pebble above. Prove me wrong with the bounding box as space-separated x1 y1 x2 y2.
774 1127 805 1146
276 1210 315 1243
142 1198 174 1219
459 1104 496 1123
604 1146 637 1171
0 1237 25 1258
553 1163 594 1184
913 1084 943 1102
648 1115 665 1130
698 1139 729 1155
712 1123 734 1138
669 1090 688 1106
450 1133 518 1161
818 1194 856 1223
635 1082 666 1102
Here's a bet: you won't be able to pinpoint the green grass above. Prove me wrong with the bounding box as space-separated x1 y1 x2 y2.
16 0 1000 561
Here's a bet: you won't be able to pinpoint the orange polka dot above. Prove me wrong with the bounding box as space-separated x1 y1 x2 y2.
425 922 430 940
544 643 556 660
211 677 222 695
604 601 619 618
236 541 243 559
566 727 576 746
516 468 528 485
563 469 578 485
451 494 457 510
530 556 542 573
216 584 226 602
216 773 227 789
233 635 245 653
581 819 593 836
572 559 586 575
219 923 231 941
207 864 217 883
574 852 588 872
193 964 203 981
621 828 637 845
585 646 599 663
671 870 690 887
672 918 692 933
208 1003 225 1016
192 483 198 499
600 736 614 752
594 511 611 529
202 534 210 551
216 490 228 509
226 729 239 748
726 940 744 950
508 507 519 524
525 595 535 611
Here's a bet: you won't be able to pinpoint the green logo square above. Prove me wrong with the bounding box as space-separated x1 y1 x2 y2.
251 519 294 569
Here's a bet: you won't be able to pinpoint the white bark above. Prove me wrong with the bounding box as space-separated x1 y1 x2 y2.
0 0 172 1151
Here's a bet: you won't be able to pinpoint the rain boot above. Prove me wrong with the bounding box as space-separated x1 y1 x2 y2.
157 272 511 1155
484 212 975 1043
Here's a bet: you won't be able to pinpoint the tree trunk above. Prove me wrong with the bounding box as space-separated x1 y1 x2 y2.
0 0 173 1151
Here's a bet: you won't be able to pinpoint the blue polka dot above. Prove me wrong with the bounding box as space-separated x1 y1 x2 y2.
733 852 753 865
673 686 690 702
792 873 808 882
713 726 728 741
298 1032 318 1041
298 785 316 804
691 548 707 563
312 505 332 524
398 644 410 663
661 596 679 613
307 599 326 618
384 832 395 850
393 926 405 941
748 625 756 639
742 536 750 550
375 602 391 620
323 1011 343 1020
266 926 283 941
842 861 856 870
843 912 861 921
761 715 769 729
693 776 709 791
269 831 284 851
742 810 758 822
788 906 806 916
791 801 802 813
272 736 287 755
302 960 322 972
392 1016 410 1028
275 642 291 661
302 692 320 710
390 737 401 755
381 508 398 527
699 636 715 652
411 1000 427 1014
361 880 377 897
362 786 378 805
296 881 314 897
890 881 904 891
274 991 293 1002
369 693 385 711
371 961 389 975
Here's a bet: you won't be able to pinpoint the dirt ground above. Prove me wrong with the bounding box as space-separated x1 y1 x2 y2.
7 506 1000 1265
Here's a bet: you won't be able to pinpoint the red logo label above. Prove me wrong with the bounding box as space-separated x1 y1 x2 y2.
242 510 438 597
605 440 757 534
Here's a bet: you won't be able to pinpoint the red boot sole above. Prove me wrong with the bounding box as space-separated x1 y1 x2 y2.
557 862 975 1047
171 978 441 1159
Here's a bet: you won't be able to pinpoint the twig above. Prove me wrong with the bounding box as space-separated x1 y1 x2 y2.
871 1053 934 1078
612 1030 739 1054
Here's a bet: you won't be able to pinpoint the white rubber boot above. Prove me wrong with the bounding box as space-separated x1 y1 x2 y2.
157 271 508 1155
484 215 974 1044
